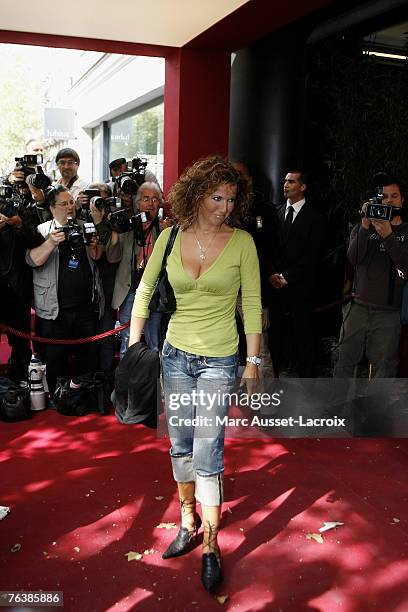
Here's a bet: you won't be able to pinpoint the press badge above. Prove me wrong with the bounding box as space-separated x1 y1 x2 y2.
68 257 79 270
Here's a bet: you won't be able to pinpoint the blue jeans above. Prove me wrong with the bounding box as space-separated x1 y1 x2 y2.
144 311 162 352
119 292 164 358
161 339 238 506
119 291 135 360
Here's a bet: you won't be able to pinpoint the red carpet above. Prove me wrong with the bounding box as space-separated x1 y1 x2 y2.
1 411 408 611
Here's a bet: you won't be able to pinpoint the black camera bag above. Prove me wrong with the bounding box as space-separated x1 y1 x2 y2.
0 376 30 422
54 372 110 417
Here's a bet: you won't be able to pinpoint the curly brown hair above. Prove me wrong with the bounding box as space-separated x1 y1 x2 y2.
167 155 251 229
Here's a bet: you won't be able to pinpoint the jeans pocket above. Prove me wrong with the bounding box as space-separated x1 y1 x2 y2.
202 354 238 380
162 339 176 358
202 354 237 368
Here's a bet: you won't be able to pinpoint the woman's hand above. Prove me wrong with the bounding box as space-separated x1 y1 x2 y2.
240 363 260 397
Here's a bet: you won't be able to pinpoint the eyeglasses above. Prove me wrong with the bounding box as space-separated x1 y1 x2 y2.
140 195 160 204
57 159 78 167
56 200 74 207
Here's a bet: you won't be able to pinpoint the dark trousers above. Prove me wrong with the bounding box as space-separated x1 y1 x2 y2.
97 259 118 373
99 304 117 372
268 290 315 378
0 285 32 382
37 306 98 393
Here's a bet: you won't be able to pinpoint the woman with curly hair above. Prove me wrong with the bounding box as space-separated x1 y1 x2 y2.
129 155 262 592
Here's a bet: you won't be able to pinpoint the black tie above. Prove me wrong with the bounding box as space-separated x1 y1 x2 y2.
283 205 294 238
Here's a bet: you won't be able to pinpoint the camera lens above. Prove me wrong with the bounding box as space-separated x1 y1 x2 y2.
119 176 138 195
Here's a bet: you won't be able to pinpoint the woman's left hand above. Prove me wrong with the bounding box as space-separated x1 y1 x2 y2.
240 363 260 397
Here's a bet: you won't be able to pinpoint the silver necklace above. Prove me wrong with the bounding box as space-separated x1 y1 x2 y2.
193 225 221 260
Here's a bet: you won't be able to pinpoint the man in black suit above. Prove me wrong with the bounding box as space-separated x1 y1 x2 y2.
267 170 325 377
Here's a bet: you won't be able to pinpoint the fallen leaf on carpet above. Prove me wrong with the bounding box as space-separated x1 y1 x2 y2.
318 522 344 533
126 551 143 561
306 533 324 544
392 518 400 523
74 547 80 553
0 506 10 521
155 496 164 501
216 594 229 604
11 543 21 553
156 522 177 530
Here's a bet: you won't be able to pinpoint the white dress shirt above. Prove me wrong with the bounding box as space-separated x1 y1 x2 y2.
285 198 305 221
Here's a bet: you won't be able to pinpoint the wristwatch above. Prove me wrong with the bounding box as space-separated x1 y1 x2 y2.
246 356 261 366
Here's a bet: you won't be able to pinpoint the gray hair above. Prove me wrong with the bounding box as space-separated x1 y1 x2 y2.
136 181 163 203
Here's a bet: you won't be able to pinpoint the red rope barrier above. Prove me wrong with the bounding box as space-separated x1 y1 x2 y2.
313 295 352 314
0 322 130 345
1 295 350 346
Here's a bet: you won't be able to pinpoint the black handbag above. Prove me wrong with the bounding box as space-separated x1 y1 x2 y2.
148 225 179 314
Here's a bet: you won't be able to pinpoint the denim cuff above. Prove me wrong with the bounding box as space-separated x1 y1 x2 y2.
195 472 224 507
170 452 195 483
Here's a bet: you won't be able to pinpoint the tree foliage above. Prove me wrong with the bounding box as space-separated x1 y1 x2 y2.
0 47 43 175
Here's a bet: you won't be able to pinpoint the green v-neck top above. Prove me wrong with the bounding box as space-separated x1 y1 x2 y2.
132 227 262 357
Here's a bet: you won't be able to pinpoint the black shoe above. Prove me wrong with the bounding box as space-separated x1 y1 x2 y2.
201 552 223 592
162 513 202 559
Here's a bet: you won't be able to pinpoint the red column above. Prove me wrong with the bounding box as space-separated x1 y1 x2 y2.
163 48 231 194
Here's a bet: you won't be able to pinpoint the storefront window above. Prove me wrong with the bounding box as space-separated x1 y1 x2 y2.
109 102 164 186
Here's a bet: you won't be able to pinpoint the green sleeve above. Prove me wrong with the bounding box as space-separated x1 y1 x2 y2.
240 233 262 334
131 227 172 318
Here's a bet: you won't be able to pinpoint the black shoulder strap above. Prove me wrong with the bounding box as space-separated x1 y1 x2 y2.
161 225 179 269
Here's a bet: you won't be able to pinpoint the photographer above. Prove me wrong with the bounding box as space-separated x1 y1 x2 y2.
84 182 119 376
55 148 89 204
0 205 32 383
26 185 104 394
334 173 408 378
106 182 163 357
20 175 52 242
107 157 160 194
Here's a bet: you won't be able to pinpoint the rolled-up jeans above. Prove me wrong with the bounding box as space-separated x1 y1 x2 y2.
161 339 238 506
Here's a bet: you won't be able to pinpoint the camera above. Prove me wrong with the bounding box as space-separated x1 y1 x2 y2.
77 189 104 222
59 217 97 248
0 182 21 217
14 154 51 190
107 204 151 236
0 184 13 200
132 211 152 246
360 186 400 221
82 221 98 246
58 217 85 252
77 189 121 223
114 157 147 195
90 195 122 214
